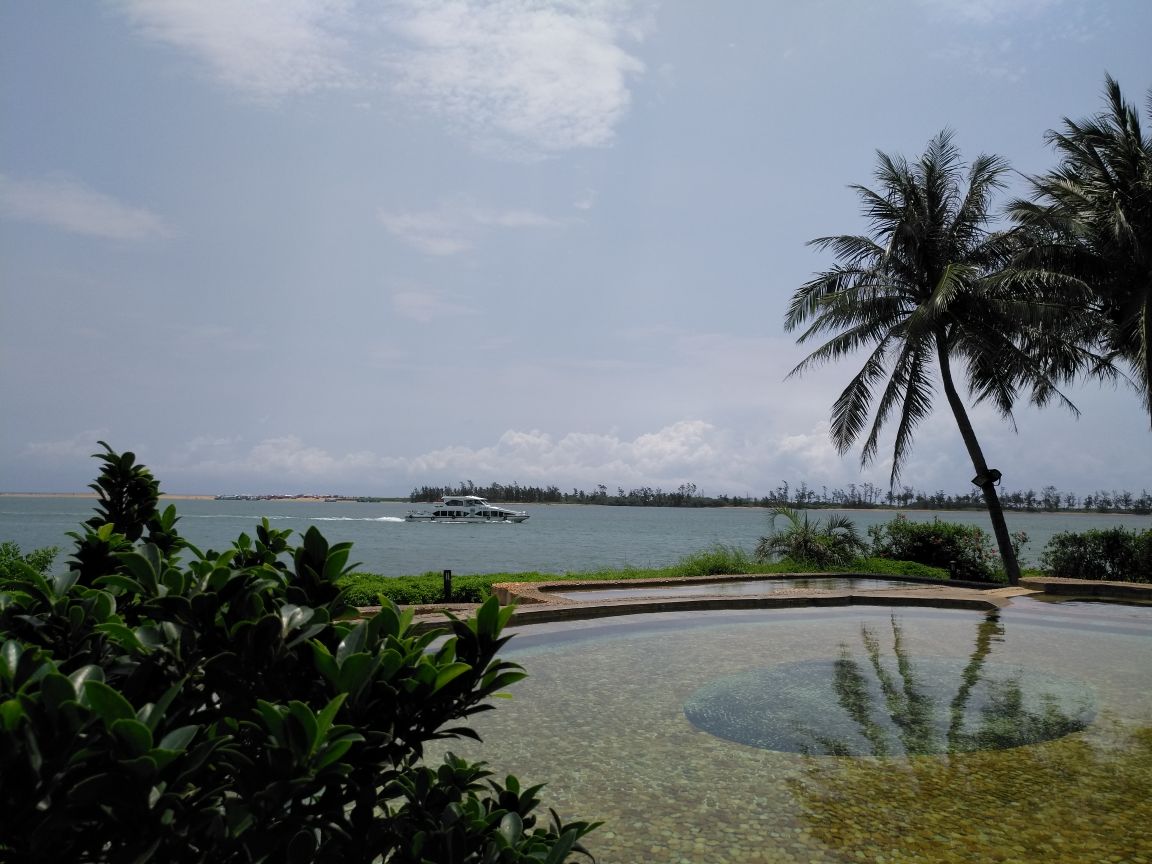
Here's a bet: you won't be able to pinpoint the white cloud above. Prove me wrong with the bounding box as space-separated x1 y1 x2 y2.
378 201 559 254
470 207 557 228
391 287 478 322
917 0 1065 25
386 0 650 154
377 210 475 255
0 174 174 241
573 188 597 211
383 421 750 489
113 0 357 100
111 1 650 152
937 39 1025 82
775 424 843 476
172 435 379 483
22 432 113 461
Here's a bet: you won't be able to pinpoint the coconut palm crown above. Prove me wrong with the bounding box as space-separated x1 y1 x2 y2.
1010 76 1152 427
785 131 1076 584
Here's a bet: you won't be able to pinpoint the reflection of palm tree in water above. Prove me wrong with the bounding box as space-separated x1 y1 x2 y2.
788 618 1150 863
805 613 1087 756
946 611 1002 752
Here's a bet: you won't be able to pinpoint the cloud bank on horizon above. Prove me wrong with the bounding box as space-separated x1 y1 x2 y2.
1 0 1150 498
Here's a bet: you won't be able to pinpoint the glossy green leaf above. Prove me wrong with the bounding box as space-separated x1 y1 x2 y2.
476 596 499 637
313 736 360 771
95 622 145 651
1 640 22 681
51 568 80 597
433 662 472 693
336 652 380 697
112 717 154 756
255 700 285 742
310 641 339 685
40 672 78 710
83 680 136 724
94 574 147 595
287 701 319 754
336 621 368 664
157 724 198 751
498 811 524 845
314 693 347 740
0 698 24 730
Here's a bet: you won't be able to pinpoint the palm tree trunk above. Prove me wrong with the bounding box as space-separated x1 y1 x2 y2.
935 336 1021 585
1141 294 1152 428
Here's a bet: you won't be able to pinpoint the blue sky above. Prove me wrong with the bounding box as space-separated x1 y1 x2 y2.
2 0 1150 497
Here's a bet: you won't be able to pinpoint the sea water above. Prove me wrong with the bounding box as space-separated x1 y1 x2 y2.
2 496 1150 576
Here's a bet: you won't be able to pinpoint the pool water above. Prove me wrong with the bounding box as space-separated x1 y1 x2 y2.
436 600 1152 864
552 576 915 601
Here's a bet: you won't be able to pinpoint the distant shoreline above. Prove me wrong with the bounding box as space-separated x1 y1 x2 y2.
0 492 216 501
1 493 1148 518
0 493 394 503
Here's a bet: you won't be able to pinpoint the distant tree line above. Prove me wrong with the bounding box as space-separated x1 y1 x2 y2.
408 480 1152 514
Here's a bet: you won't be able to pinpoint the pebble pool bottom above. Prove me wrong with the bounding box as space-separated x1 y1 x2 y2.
430 601 1152 864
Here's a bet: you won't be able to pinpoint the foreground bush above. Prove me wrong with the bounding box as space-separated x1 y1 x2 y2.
1042 527 1152 582
0 444 596 863
867 515 1008 582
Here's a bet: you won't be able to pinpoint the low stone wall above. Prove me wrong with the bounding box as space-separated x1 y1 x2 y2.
379 575 1152 633
492 572 1009 606
1021 575 1152 600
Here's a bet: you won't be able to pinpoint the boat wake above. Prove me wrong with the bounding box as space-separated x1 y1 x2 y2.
311 516 405 523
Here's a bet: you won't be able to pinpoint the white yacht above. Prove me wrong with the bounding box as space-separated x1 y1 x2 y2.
405 495 530 523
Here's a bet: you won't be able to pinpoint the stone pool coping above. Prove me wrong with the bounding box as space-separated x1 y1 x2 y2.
1020 575 1152 600
354 574 1151 632
359 574 1037 632
489 572 1006 606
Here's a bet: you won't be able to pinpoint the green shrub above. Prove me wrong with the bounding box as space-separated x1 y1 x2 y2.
337 573 509 605
672 544 756 576
851 557 949 580
0 445 596 863
867 515 1004 582
1041 527 1152 582
0 541 59 584
337 545 790 606
337 542 951 606
755 507 867 568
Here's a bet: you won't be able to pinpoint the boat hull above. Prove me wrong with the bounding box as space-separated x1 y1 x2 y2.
405 495 530 524
405 513 529 523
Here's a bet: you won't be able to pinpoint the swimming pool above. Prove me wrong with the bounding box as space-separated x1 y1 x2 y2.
551 576 922 602
436 598 1152 863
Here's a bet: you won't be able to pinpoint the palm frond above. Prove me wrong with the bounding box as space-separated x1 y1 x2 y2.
1015 75 1152 427
827 337 895 454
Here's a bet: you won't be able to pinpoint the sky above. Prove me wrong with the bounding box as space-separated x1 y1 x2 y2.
1 1 1150 499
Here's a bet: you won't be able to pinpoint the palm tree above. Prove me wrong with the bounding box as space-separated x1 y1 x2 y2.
754 506 865 567
786 131 1077 585
1010 76 1152 427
